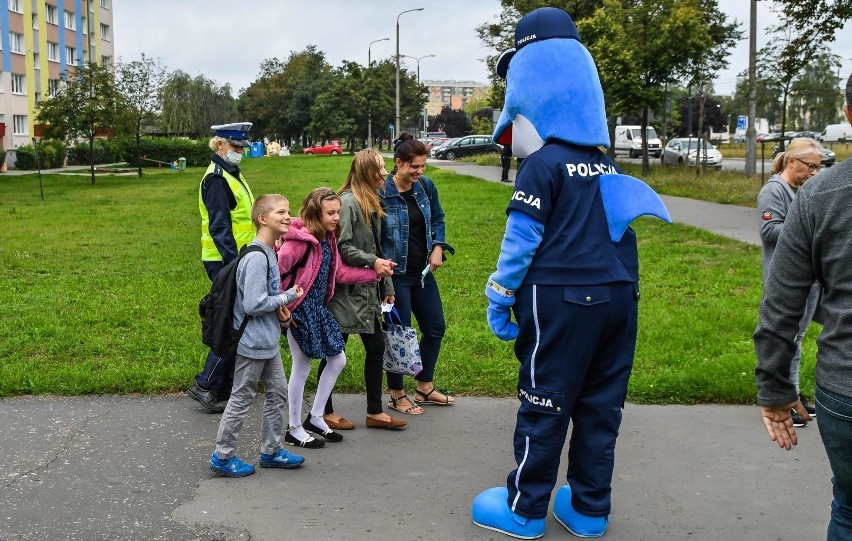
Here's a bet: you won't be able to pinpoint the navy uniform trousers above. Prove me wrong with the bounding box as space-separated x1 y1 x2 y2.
507 282 638 519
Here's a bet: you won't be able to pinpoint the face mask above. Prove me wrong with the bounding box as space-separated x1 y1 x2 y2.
225 150 242 166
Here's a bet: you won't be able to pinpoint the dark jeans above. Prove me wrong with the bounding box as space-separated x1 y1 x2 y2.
319 319 386 415
386 271 446 390
195 261 233 393
815 384 852 539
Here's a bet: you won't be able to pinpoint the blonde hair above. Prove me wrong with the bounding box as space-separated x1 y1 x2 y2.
299 187 340 241
772 138 822 174
339 148 386 227
251 194 288 229
209 136 225 152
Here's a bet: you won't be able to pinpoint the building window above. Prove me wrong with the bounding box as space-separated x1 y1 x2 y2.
33 52 39 69
99 23 110 41
46 5 58 24
64 11 76 30
65 46 76 64
13 115 28 135
11 74 25 94
100 55 112 67
9 32 24 54
47 78 59 97
47 42 58 62
99 0 109 8
8 0 22 13
32 13 38 29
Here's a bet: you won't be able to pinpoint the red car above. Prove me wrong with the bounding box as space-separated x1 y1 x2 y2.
303 140 343 155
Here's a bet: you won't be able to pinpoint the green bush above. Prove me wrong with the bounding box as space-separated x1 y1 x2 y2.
122 137 210 168
290 143 303 154
13 145 37 169
41 140 67 168
67 138 130 166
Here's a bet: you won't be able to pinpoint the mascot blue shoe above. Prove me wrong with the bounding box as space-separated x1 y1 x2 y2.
553 485 608 538
472 487 545 539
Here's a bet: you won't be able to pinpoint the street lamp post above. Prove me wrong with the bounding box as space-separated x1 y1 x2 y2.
400 54 435 138
395 7 424 141
367 37 389 148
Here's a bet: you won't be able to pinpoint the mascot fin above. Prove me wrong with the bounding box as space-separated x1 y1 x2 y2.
599 174 672 242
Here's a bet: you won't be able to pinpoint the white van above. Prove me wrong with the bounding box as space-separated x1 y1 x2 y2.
613 125 663 158
819 123 852 143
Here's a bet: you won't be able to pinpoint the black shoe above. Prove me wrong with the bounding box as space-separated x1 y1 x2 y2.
790 408 808 427
188 383 226 413
799 394 816 417
284 430 325 449
500 178 512 183
303 416 344 442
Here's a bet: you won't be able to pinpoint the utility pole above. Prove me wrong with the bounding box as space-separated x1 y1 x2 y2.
745 0 758 177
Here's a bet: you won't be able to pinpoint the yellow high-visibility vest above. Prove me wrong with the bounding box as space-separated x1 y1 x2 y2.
199 162 255 261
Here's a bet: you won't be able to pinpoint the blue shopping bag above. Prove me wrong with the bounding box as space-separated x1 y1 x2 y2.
382 307 423 376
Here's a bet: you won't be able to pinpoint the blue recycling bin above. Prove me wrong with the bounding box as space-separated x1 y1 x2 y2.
250 141 263 158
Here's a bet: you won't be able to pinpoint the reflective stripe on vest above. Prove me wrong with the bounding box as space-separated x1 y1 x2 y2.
199 162 255 261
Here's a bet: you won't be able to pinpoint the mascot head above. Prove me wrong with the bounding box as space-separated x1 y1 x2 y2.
493 7 610 156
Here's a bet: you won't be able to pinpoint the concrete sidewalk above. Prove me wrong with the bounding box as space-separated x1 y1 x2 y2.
427 159 761 246
0 394 830 541
1 162 827 541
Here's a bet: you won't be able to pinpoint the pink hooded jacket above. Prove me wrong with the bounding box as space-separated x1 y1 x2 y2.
277 218 379 311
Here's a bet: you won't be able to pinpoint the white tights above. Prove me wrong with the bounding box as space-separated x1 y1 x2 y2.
286 330 347 441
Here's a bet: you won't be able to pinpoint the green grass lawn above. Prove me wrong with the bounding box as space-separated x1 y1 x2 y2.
0 154 815 403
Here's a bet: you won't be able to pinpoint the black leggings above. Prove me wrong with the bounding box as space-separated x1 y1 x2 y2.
318 319 386 415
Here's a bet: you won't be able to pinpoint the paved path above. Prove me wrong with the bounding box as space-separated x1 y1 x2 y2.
1 161 829 541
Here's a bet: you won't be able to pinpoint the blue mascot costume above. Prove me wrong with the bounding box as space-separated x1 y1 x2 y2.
471 7 671 539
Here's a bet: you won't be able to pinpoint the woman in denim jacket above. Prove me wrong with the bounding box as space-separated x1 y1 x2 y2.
380 133 455 414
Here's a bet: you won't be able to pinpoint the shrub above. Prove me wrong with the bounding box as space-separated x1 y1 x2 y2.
290 143 303 154
13 145 37 169
122 137 210 168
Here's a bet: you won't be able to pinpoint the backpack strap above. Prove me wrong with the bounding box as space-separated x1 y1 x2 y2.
236 244 268 323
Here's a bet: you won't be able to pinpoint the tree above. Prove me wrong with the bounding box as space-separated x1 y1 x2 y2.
115 54 167 177
309 61 367 150
788 52 843 131
36 61 123 184
429 106 471 138
159 71 237 136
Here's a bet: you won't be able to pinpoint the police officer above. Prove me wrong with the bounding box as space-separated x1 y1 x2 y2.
188 122 255 413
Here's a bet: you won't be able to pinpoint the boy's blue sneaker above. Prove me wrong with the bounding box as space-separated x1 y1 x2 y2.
260 448 305 469
553 485 608 538
209 454 255 477
471 487 545 539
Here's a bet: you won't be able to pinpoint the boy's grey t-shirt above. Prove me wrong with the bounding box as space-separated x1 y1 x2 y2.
233 240 293 359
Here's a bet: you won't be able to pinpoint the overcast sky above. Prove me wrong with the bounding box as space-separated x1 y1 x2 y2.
113 1 852 99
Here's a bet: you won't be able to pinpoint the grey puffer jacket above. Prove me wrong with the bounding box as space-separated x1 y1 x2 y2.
327 191 395 334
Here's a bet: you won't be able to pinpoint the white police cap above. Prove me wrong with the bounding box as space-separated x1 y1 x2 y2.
211 122 253 147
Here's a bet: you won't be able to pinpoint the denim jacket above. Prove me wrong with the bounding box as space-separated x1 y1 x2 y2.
379 174 454 275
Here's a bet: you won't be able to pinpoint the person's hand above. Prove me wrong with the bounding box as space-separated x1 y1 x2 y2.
291 285 304 298
429 246 444 273
374 258 396 277
760 401 810 450
382 295 395 306
277 306 292 328
487 302 518 341
274 235 285 250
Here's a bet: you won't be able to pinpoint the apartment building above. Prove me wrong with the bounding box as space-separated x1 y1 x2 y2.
422 79 488 116
0 0 114 151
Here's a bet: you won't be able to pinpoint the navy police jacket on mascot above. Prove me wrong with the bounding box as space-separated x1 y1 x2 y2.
471 7 671 540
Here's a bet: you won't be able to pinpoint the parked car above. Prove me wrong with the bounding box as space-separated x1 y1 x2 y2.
660 137 723 169
429 137 458 157
304 140 343 155
613 125 662 158
789 130 821 140
432 135 501 160
818 123 852 143
772 137 836 168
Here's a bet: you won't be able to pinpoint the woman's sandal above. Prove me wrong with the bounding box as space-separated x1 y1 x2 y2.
414 388 455 406
387 394 424 415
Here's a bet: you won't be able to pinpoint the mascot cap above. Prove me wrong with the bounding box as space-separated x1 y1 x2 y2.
496 7 581 79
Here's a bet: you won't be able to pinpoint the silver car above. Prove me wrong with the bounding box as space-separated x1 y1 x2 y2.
660 138 723 170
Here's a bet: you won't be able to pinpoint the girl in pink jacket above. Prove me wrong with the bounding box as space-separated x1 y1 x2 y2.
277 188 380 448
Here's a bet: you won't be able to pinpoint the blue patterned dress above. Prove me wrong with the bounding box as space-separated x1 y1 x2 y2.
291 239 346 359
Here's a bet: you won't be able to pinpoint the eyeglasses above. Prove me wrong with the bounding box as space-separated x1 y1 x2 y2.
794 157 821 173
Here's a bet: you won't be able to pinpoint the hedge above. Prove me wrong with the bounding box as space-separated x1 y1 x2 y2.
122 138 211 168
13 140 66 170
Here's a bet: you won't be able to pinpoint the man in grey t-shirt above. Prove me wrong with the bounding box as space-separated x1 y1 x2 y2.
754 73 852 539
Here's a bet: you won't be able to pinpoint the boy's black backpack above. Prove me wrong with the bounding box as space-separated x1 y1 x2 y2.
199 244 266 359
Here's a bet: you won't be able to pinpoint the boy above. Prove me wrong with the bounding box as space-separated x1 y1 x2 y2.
209 194 305 477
